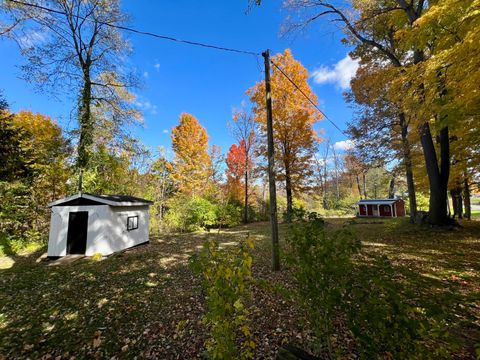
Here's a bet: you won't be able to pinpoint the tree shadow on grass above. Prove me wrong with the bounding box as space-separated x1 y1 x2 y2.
352 219 480 358
0 224 291 359
0 233 211 359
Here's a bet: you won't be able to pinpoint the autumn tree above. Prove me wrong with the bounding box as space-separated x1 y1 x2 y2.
229 108 257 223
280 1 420 221
226 141 248 203
389 0 480 222
12 111 70 202
171 113 211 196
5 0 139 169
280 0 479 225
248 49 322 221
0 107 69 245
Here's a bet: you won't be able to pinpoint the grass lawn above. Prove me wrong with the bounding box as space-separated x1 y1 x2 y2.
0 219 479 359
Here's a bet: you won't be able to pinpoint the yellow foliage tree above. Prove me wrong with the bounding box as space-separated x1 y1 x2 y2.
247 49 322 220
171 113 211 196
12 111 70 202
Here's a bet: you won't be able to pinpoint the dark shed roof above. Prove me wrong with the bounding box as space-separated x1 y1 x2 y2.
357 199 403 205
48 193 153 207
87 194 154 204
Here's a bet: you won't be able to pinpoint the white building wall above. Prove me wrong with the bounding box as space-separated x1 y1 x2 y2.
48 205 149 257
101 206 149 255
47 205 109 257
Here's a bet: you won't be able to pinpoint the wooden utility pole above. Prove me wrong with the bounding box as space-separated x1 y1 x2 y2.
262 49 280 271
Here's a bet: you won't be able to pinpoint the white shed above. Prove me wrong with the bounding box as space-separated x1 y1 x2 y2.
47 193 153 257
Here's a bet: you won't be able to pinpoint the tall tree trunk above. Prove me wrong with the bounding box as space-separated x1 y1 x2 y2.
244 170 249 223
77 76 93 169
388 176 395 199
285 166 293 222
332 146 340 204
451 187 463 219
362 172 367 199
419 122 450 225
356 174 362 200
463 176 471 220
399 113 417 221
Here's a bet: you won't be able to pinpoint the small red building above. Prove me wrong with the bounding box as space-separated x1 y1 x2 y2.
357 199 406 218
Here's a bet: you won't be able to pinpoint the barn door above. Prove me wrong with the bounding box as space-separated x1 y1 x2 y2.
66 211 88 255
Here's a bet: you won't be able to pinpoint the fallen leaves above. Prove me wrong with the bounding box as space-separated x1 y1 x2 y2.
92 330 102 348
0 220 478 358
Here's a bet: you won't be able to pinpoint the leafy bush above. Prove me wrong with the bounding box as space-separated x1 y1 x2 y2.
165 195 218 232
286 213 360 354
191 237 255 359
0 181 47 256
0 231 44 257
0 181 33 237
216 202 242 228
283 206 306 222
164 195 244 232
286 214 450 358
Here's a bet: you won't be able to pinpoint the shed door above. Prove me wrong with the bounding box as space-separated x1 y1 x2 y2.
66 211 88 255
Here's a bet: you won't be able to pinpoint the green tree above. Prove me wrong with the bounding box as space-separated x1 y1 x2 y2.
0 96 31 181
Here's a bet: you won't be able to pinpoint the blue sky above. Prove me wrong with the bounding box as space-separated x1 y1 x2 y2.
0 0 357 157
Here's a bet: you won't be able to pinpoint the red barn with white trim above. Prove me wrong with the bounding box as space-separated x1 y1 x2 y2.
357 199 406 218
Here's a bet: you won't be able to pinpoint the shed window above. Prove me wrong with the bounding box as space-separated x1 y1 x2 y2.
127 216 138 231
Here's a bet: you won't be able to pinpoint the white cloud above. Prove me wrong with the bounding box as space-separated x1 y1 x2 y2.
154 63 160 72
18 30 47 48
311 55 359 90
334 140 354 151
135 100 158 115
143 71 149 78
162 129 169 134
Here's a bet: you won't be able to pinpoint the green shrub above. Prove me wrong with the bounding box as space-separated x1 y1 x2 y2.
286 214 450 358
165 195 218 232
283 205 307 222
0 181 33 236
286 213 360 355
0 230 44 257
0 181 48 256
216 202 242 228
191 237 255 359
164 195 244 232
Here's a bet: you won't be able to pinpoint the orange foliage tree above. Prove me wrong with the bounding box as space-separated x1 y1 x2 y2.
225 140 251 204
247 49 322 220
171 113 211 196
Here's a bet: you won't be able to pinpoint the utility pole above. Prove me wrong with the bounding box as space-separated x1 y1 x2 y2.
262 49 280 271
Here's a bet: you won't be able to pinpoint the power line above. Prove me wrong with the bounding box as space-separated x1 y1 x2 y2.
7 0 347 135
270 59 347 136
7 0 261 56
